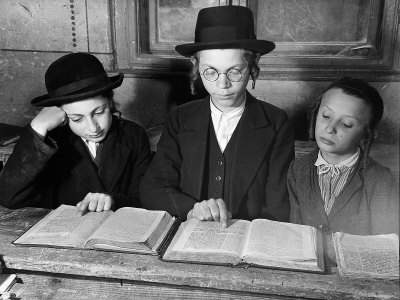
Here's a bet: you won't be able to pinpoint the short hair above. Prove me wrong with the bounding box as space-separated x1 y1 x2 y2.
309 77 384 170
189 49 260 95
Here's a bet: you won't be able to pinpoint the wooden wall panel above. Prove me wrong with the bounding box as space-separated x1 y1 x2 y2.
0 0 88 52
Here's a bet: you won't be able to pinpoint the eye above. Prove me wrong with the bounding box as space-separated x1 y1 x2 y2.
227 68 241 75
94 108 105 115
321 114 330 119
69 117 83 123
342 122 352 128
203 68 217 76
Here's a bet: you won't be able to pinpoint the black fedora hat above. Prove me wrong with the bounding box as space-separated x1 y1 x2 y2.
175 6 275 57
31 52 124 107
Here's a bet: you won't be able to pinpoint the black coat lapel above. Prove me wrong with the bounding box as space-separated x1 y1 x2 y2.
229 94 273 212
308 153 330 221
328 163 363 219
180 98 210 200
97 121 131 192
65 133 106 192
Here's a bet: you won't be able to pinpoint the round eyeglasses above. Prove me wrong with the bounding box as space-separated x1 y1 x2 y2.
201 68 247 82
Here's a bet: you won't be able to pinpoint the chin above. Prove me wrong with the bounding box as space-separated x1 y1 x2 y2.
317 142 337 155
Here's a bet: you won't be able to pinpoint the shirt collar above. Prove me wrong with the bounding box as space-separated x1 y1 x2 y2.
315 148 360 168
210 95 246 118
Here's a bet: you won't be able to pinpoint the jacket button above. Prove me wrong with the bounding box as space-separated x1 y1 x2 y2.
319 224 330 233
216 176 222 181
217 161 223 165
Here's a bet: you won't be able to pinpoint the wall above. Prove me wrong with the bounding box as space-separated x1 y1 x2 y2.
1 0 399 147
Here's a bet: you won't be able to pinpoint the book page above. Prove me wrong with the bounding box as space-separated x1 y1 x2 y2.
333 232 399 279
85 207 173 253
243 219 317 262
163 219 251 264
14 205 111 248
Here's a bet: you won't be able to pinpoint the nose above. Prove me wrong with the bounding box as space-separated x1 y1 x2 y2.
87 118 99 133
325 120 337 135
216 73 230 89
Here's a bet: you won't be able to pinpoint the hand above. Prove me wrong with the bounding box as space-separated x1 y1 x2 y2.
76 192 114 215
187 198 232 228
30 106 67 137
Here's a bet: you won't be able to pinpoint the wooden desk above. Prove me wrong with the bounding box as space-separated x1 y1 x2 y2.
0 207 398 299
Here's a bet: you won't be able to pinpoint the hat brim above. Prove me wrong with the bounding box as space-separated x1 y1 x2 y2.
31 73 124 107
175 40 275 57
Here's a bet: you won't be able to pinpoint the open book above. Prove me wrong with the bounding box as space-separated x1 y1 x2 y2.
332 232 399 280
161 218 324 273
14 204 176 255
0 274 17 293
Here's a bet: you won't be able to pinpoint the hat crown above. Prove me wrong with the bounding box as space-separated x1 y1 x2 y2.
175 6 275 57
44 53 109 96
31 52 123 107
195 6 256 43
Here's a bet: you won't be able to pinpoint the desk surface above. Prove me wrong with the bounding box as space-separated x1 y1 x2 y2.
0 207 398 299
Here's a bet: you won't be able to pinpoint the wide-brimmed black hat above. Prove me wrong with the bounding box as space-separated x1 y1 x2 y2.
31 52 124 107
175 6 275 57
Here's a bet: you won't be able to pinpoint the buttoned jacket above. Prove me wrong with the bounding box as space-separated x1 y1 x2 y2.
140 92 294 221
0 117 152 209
288 149 399 235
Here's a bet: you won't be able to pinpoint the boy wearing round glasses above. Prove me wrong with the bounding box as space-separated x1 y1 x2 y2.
140 6 294 226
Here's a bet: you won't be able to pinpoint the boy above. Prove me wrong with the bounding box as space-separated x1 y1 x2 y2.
140 6 294 226
0 53 152 213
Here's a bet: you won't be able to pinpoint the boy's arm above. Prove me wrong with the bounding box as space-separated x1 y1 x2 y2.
111 126 153 209
262 110 294 222
287 160 303 224
368 167 399 235
0 126 57 208
140 109 198 220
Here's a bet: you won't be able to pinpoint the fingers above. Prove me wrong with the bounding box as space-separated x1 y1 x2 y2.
193 201 212 221
31 107 67 136
206 199 220 222
103 198 112 211
76 199 90 216
215 198 228 228
77 193 113 215
190 198 230 227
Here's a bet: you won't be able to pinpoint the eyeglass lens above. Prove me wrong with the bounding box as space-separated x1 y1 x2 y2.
202 68 244 82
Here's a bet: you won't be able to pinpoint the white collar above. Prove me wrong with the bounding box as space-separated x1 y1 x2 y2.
315 148 360 168
210 96 246 117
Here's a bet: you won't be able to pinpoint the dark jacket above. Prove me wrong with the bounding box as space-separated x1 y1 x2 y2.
0 116 152 209
140 92 295 221
288 149 399 235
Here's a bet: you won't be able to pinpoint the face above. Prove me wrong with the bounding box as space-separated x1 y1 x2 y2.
62 95 112 143
197 49 251 110
315 88 371 164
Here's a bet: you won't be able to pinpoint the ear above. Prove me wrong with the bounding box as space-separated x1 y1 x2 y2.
190 57 197 66
254 53 261 65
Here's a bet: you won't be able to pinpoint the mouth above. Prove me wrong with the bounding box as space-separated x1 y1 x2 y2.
319 137 334 145
217 93 234 98
89 131 104 139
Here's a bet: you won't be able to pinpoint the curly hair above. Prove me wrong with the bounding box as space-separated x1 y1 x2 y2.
101 90 122 120
309 77 384 171
189 49 260 95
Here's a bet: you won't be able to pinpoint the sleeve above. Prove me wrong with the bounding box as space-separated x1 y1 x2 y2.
368 167 399 235
140 109 198 220
111 126 152 209
287 160 303 224
261 109 295 222
0 125 58 208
